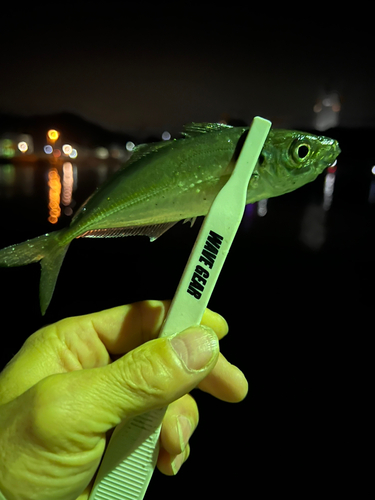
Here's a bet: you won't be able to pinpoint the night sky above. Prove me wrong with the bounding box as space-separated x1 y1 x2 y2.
1 6 374 134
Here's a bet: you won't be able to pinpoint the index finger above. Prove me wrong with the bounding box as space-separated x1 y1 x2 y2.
88 300 228 355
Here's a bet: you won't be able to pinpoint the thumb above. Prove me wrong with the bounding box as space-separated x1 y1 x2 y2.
0 326 219 500
105 325 220 422
64 325 220 432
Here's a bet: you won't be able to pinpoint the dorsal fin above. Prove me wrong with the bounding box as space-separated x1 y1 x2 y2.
122 140 175 169
181 122 233 138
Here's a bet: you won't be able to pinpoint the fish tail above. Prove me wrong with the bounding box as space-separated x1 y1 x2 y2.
0 230 71 315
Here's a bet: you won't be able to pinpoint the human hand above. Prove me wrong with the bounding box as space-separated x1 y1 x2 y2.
0 300 248 500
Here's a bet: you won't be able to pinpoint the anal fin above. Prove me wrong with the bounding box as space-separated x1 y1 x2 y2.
183 217 197 228
78 222 178 242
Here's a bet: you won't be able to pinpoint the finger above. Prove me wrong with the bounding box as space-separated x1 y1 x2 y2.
30 326 220 444
81 300 228 355
197 352 248 402
157 443 191 476
0 301 228 404
200 308 228 340
0 300 171 391
160 394 198 456
88 300 171 354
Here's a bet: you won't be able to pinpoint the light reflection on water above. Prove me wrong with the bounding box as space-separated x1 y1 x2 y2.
0 163 16 188
0 160 120 228
48 166 61 224
61 162 76 213
47 162 78 223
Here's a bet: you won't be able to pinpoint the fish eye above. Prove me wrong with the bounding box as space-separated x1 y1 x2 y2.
291 141 311 164
297 145 310 159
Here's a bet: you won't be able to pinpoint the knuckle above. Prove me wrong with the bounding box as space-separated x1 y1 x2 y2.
170 393 199 428
119 342 175 404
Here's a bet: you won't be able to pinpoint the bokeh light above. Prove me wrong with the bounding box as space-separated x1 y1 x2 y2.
95 147 109 159
62 144 73 156
0 139 15 158
0 164 16 186
17 141 28 153
257 199 268 217
62 162 73 207
48 167 61 224
47 129 59 141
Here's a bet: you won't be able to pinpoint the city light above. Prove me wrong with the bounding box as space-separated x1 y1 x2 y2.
17 141 28 153
257 199 268 217
323 172 336 211
62 144 73 156
47 129 60 141
368 166 375 203
95 147 109 159
110 146 126 159
314 91 341 131
69 149 78 159
0 164 16 187
17 134 33 153
44 145 53 154
162 131 171 141
327 162 337 174
0 139 15 158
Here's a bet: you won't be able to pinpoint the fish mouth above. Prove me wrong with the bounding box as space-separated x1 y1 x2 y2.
328 142 341 168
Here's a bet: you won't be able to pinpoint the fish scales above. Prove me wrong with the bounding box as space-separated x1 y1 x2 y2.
67 126 243 240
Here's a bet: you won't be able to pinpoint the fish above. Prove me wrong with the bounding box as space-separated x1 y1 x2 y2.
0 122 340 314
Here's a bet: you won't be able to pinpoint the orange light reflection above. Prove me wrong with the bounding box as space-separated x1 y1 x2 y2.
48 167 61 224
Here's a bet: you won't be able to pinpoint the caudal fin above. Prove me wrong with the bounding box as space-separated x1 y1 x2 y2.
0 231 70 315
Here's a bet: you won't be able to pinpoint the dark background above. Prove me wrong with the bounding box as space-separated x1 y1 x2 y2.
0 6 372 497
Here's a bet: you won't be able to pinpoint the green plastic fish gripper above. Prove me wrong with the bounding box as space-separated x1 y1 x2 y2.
88 116 272 500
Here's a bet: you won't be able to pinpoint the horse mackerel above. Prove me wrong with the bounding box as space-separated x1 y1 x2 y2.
0 122 340 314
